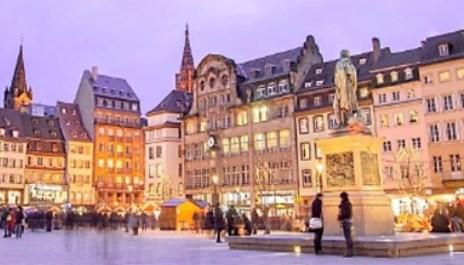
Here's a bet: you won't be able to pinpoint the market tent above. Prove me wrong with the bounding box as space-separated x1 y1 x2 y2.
158 198 202 230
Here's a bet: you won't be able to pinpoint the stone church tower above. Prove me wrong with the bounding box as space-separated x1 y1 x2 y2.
4 45 33 111
175 24 195 93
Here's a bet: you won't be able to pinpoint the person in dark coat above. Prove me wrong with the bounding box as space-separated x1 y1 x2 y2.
226 206 238 236
15 206 25 238
214 204 225 243
45 210 53 232
250 208 259 235
205 208 215 238
431 208 451 233
242 213 252 236
311 193 324 254
338 191 353 257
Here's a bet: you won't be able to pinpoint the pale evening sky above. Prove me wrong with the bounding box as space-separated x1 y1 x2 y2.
0 0 463 113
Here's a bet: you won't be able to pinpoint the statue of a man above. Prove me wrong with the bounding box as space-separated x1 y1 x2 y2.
333 49 358 127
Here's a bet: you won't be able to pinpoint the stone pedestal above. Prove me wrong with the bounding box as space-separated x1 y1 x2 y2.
317 129 394 236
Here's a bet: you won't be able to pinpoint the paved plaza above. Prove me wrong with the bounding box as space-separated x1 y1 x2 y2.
0 229 462 265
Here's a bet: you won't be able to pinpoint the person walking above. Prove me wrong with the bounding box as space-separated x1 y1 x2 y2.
214 204 225 243
6 208 16 237
45 210 53 232
225 206 237 236
263 206 271 235
15 206 25 238
250 208 259 235
205 207 215 239
338 191 353 257
310 193 324 254
1 208 8 238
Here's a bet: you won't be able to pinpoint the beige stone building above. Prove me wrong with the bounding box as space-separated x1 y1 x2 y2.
183 36 322 216
0 109 27 205
56 102 94 207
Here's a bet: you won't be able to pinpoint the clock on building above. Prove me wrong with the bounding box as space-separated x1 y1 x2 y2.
207 135 216 148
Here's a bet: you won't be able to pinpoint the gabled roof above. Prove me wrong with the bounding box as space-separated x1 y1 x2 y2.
83 70 140 101
238 47 301 82
56 101 91 142
146 90 192 116
420 29 464 64
0 108 27 140
162 198 189 207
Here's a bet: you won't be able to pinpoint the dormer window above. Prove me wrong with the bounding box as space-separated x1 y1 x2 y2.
0 128 5 136
359 87 369 98
359 58 367 65
278 80 289 93
48 120 55 126
390 71 399 83
299 98 308 109
32 119 39 125
61 108 67 114
282 59 291 72
256 85 266 98
71 109 77 115
12 130 19 138
316 80 324 86
315 68 322 75
376 73 384 85
404 68 413 80
267 82 276 95
264 64 276 76
313 96 322 106
251 69 261 78
438 43 449 57
65 120 71 126
50 131 57 137
33 129 40 135
304 82 312 88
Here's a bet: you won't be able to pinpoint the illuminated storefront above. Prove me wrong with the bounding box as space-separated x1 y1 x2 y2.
26 184 68 205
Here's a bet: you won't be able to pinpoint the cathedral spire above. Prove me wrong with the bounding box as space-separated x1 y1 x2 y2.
11 44 28 95
175 23 195 93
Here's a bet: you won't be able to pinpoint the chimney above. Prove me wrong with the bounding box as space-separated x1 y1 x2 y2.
372 37 381 63
91 66 98 81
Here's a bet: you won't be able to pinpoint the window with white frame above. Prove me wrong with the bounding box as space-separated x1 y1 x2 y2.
376 73 384 85
267 82 276 95
299 98 308 109
359 58 367 65
302 169 312 187
313 96 322 106
409 110 418 123
411 137 421 149
299 118 309 134
394 113 404 126
397 139 406 149
313 115 324 132
256 85 266 98
405 68 413 80
315 68 322 75
304 82 312 88
446 122 457 140
253 133 265 151
316 80 324 86
360 108 372 125
222 138 230 154
378 93 387 104
433 156 443 173
231 137 240 153
383 141 392 152
278 80 289 93
300 143 311 160
438 44 449 57
252 106 269 123
450 154 461 172
439 71 451 82
266 132 278 149
279 130 290 147
429 124 440 142
380 114 389 128
240 135 248 152
359 87 369 98
390 71 399 83
426 98 437 112
443 95 454 110
392 91 400 101
328 113 338 129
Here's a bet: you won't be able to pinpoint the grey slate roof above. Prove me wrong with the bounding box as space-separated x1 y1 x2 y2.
0 108 27 140
21 114 64 141
56 101 91 142
371 48 422 71
420 29 464 64
83 70 140 101
238 47 301 81
146 90 192 116
299 48 390 92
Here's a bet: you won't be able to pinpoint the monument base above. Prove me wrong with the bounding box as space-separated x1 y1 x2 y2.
317 126 395 236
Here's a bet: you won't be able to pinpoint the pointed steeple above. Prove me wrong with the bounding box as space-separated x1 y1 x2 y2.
11 44 28 95
176 24 195 92
181 23 194 71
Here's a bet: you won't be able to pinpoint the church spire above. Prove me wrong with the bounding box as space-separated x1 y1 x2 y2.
11 44 28 95
175 24 194 92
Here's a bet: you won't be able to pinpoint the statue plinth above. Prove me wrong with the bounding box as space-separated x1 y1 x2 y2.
317 120 395 236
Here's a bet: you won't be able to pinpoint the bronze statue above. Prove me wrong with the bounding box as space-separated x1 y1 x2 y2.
333 50 358 127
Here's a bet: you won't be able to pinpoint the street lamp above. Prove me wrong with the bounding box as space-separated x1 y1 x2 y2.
316 159 324 193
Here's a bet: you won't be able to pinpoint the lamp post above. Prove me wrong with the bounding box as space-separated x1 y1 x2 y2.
212 175 219 206
316 159 324 193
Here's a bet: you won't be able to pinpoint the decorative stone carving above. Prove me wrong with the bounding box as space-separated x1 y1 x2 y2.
361 151 381 185
326 152 355 187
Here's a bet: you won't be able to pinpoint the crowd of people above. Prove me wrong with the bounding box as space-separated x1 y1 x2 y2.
430 200 464 233
1 206 25 238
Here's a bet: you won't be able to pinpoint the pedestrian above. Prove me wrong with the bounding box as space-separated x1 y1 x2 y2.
310 193 324 255
45 210 53 232
128 212 139 236
214 203 225 243
192 211 200 233
141 212 148 231
250 208 259 235
431 208 451 233
124 211 130 232
242 213 252 236
6 208 16 237
1 208 8 238
205 207 215 238
338 191 353 257
263 206 271 235
15 206 25 238
226 205 237 236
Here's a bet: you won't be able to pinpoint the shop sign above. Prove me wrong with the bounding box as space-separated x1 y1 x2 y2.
29 184 67 204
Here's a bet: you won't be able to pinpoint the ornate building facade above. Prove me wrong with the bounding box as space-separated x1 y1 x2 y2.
75 67 144 209
183 36 322 215
3 45 33 112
